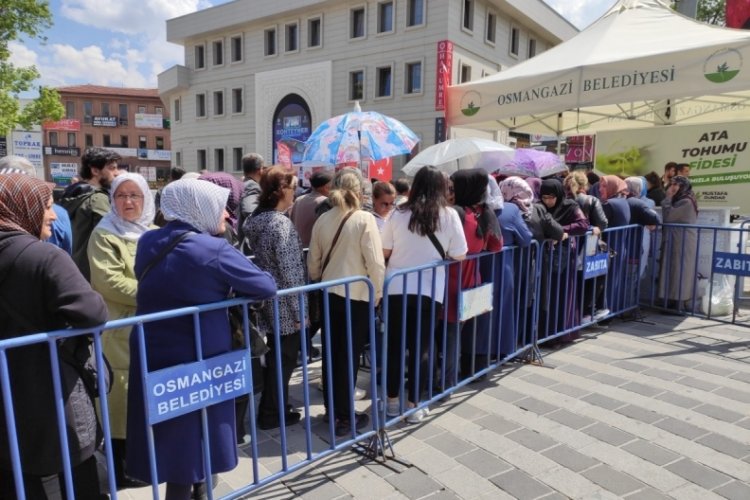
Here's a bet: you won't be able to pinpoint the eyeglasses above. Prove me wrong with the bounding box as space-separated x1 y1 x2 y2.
114 194 144 201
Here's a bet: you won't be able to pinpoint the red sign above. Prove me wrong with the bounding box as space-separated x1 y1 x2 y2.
435 40 454 111
276 141 292 167
368 158 393 181
726 0 750 29
43 119 81 131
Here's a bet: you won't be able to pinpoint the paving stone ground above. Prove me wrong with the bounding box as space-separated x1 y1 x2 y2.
120 310 750 499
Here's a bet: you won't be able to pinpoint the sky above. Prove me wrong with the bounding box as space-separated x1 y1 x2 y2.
9 0 616 91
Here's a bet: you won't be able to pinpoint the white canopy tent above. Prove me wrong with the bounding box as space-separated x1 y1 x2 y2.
446 0 750 137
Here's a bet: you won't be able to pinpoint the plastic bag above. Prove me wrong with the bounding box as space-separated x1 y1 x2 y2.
701 274 734 316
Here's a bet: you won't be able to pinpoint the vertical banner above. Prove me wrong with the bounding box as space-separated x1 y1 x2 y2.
726 0 750 29
435 40 454 111
368 158 392 181
434 117 447 144
276 141 292 167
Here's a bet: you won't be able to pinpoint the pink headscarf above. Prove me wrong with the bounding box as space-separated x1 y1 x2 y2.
499 176 534 215
600 175 628 201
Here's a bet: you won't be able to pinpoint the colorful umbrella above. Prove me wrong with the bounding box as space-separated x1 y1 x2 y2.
402 137 515 175
302 102 419 166
495 148 568 178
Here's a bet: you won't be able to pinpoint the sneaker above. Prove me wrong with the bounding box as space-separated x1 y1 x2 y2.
334 412 370 437
386 398 400 417
592 308 610 321
581 314 592 324
406 407 430 424
353 387 366 401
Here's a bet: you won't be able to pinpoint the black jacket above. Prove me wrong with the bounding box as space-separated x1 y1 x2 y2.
0 232 108 475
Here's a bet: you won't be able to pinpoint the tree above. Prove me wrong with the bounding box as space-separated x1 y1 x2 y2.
0 0 63 136
697 0 726 25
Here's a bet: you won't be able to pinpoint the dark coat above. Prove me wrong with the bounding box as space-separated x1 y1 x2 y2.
0 232 108 475
126 221 276 485
526 204 564 242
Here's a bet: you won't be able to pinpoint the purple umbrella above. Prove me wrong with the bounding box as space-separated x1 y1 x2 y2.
496 149 568 178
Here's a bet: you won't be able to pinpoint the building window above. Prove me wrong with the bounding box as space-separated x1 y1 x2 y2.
510 26 520 57
83 101 93 124
195 44 205 69
49 131 58 146
407 0 424 27
233 147 243 171
213 91 224 116
155 106 163 115
176 151 182 167
139 136 147 149
121 135 129 147
85 134 93 147
230 35 242 62
349 70 364 100
486 12 496 44
462 0 474 31
460 64 472 83
103 134 111 147
264 27 276 56
214 148 225 172
285 22 298 52
173 98 181 122
119 103 128 125
65 101 75 118
101 102 110 116
405 61 422 94
308 16 322 48
196 93 206 118
212 39 223 66
376 65 392 98
197 149 207 169
156 137 164 150
350 7 366 39
528 38 537 58
67 133 76 147
232 88 243 113
138 105 147 113
378 1 394 34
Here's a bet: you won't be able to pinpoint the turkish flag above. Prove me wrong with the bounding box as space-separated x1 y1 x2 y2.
368 158 393 181
727 0 750 29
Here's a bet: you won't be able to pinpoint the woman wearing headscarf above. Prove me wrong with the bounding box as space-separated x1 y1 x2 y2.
382 166 467 424
308 168 385 437
658 176 698 312
442 169 502 386
244 167 306 431
538 179 589 340
198 171 244 247
125 179 276 499
624 176 661 282
0 174 108 499
87 172 155 489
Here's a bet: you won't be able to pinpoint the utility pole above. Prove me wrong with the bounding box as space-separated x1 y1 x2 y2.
675 0 699 18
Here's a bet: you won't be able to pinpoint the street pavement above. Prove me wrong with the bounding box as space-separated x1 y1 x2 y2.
121 310 750 499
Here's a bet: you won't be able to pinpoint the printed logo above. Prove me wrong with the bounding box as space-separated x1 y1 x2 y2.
460 91 481 117
704 48 742 83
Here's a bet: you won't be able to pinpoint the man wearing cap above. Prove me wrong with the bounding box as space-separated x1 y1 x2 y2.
0 155 73 254
290 170 333 248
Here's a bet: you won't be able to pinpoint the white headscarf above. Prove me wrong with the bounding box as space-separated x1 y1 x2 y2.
97 172 155 241
160 178 229 234
486 173 505 211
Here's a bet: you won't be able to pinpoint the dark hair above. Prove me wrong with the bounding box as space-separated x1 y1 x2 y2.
242 152 264 176
644 171 661 189
586 171 600 186
664 161 677 173
676 163 690 174
402 166 446 236
372 181 395 199
392 177 411 195
80 147 121 180
257 166 295 210
169 166 185 181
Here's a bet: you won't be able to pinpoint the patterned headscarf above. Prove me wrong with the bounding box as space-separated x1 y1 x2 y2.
198 172 244 230
0 174 53 238
625 176 655 208
97 172 155 241
160 178 230 235
499 176 534 215
600 175 628 201
669 175 698 215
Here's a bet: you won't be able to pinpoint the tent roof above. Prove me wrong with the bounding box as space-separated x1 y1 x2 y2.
447 0 750 135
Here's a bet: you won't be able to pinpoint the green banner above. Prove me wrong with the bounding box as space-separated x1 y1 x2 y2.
690 170 750 186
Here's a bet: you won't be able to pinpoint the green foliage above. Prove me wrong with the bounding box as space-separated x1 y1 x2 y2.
0 0 63 136
697 0 726 25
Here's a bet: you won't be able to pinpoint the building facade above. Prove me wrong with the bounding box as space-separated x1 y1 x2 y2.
159 0 577 175
43 85 172 187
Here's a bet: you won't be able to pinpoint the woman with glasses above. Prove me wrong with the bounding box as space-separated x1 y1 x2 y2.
87 172 155 489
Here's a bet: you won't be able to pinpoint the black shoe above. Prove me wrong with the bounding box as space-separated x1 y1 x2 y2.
257 410 302 430
309 346 321 361
116 475 149 490
334 412 370 437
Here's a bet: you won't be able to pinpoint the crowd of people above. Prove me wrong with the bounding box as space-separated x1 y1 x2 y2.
0 148 699 499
